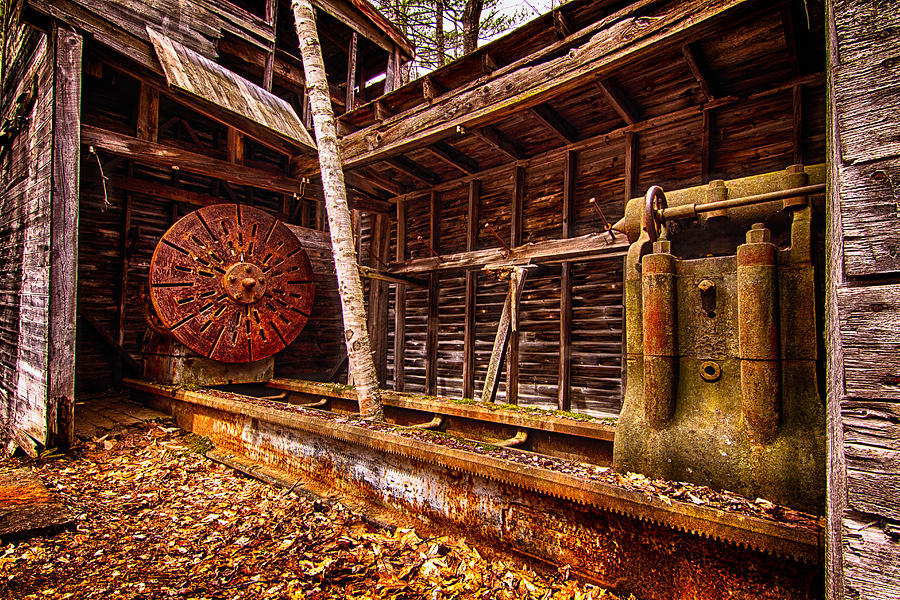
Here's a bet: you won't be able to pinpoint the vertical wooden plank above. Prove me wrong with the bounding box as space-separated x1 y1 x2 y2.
624 133 639 200
367 214 391 384
463 180 479 399
48 25 82 448
824 3 846 596
345 32 358 112
426 191 441 396
793 84 804 164
227 127 244 165
113 191 132 384
559 151 575 411
136 83 158 142
394 200 407 391
481 268 528 404
511 166 525 247
507 167 525 403
701 109 713 182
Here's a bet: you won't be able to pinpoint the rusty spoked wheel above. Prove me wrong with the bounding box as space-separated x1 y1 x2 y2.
149 204 315 363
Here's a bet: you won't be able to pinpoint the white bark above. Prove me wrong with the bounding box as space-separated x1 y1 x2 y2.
290 0 383 419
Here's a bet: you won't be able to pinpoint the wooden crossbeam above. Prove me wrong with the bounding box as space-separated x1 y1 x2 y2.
596 78 639 125
682 43 716 101
425 141 478 175
389 232 628 275
470 126 522 161
385 156 440 186
355 166 408 195
531 104 578 143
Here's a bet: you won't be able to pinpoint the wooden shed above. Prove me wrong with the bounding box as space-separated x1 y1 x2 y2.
0 0 897 597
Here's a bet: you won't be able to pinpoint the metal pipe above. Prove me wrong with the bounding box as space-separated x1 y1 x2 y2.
660 183 825 221
737 223 780 444
642 239 677 429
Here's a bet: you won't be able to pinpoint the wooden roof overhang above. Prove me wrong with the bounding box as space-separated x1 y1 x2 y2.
299 0 823 207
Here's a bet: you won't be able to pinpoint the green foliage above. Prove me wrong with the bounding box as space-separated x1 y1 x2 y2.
374 0 530 76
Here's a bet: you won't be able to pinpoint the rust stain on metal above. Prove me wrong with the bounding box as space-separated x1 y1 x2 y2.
149 204 315 363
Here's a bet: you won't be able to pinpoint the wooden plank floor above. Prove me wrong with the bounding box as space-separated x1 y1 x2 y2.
74 391 168 441
0 468 73 539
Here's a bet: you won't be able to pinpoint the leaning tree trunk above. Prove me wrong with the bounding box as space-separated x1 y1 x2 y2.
461 0 484 55
291 0 383 420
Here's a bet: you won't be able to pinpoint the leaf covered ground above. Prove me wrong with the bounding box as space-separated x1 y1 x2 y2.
0 422 623 600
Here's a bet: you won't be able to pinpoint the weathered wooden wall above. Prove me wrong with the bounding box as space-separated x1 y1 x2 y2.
0 18 54 450
826 1 900 598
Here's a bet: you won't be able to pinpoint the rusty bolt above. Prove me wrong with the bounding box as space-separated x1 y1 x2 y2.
652 239 671 254
698 279 715 293
258 278 265 285
228 275 237 283
244 265 253 273
241 277 256 289
747 223 771 243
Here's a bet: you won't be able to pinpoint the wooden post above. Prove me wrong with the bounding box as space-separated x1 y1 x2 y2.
113 191 132 385
507 167 525 403
367 213 391 384
481 267 528 404
136 83 159 142
559 151 575 411
48 25 82 448
426 191 440 396
701 109 713 182
394 200 407 391
462 180 479 399
263 0 278 91
792 84 803 164
624 133 639 200
227 127 244 165
292 0 383 419
345 32 358 112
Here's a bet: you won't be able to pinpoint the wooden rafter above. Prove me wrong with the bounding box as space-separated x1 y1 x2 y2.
355 166 407 196
682 43 716 101
384 156 439 186
306 0 762 174
596 78 638 125
470 126 522 161
425 141 478 175
531 104 578 143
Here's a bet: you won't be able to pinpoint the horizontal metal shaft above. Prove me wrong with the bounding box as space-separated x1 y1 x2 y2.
660 183 826 221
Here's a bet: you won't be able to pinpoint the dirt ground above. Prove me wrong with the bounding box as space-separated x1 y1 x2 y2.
0 421 622 599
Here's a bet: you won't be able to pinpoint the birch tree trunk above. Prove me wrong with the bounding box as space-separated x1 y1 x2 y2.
291 0 383 420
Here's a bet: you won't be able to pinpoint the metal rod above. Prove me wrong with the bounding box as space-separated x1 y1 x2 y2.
660 183 825 221
484 222 512 254
416 234 443 261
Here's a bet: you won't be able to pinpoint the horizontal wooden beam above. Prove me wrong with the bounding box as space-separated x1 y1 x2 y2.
355 166 408 195
82 125 304 194
388 232 627 274
321 0 751 174
111 174 225 208
357 265 428 289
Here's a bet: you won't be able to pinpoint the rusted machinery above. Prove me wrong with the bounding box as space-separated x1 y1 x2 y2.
143 204 315 386
613 165 826 514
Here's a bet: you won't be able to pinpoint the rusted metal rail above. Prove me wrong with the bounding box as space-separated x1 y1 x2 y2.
124 378 822 565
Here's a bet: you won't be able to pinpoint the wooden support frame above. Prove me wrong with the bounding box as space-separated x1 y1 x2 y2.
531 104 578 143
511 166 525 247
596 77 638 125
394 200 407 391
425 141 478 175
506 167 527 404
367 213 391 384
701 108 714 182
48 24 82 448
793 84 803 164
682 43 716 101
136 82 159 142
385 156 439 186
425 191 441 396
471 126 522 161
345 31 358 111
463 180 480 400
480 267 528 404
624 132 639 200
559 151 576 411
